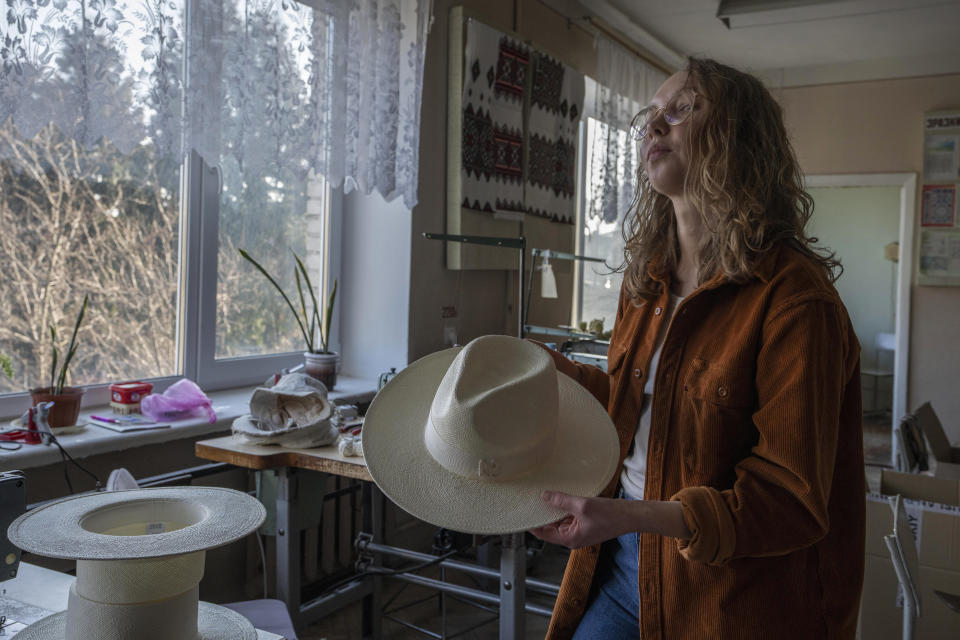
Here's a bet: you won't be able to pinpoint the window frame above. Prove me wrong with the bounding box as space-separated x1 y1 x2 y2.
0 150 342 417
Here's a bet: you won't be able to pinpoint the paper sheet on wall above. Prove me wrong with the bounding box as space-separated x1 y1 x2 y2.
923 135 959 182
921 183 956 227
919 228 960 277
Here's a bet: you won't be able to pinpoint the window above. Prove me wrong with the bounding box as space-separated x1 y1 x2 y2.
575 116 639 337
0 0 341 415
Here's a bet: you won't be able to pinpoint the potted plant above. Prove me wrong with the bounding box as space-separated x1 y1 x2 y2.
30 294 89 429
239 249 339 389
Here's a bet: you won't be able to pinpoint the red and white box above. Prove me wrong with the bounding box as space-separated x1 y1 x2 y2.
110 381 153 414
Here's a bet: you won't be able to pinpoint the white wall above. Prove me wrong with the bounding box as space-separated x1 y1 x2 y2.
807 186 901 369
339 190 411 380
807 186 901 411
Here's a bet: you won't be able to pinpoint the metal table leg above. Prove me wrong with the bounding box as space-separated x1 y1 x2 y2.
361 482 383 640
275 467 301 625
499 532 526 640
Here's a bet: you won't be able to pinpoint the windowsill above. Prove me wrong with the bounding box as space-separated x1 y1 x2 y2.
1 375 378 471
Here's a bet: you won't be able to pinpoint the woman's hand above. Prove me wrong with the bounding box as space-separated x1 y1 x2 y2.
529 491 692 549
529 491 634 549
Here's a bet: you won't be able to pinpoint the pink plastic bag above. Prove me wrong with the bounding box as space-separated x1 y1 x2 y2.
141 379 216 423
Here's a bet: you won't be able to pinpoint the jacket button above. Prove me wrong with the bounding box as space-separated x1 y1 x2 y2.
634 368 642 378
654 306 662 315
718 385 728 398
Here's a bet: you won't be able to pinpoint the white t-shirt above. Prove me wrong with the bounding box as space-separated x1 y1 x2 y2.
619 294 683 500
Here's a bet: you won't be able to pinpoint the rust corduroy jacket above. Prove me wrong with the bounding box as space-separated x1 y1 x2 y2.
543 243 865 639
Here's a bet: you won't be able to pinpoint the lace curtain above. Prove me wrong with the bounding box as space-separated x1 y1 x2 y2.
0 0 431 208
584 36 666 226
578 37 666 328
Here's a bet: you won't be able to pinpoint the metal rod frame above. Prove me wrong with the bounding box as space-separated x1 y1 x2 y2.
358 539 560 597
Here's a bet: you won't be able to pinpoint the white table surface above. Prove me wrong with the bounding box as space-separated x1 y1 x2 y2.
0 376 376 471
0 563 284 639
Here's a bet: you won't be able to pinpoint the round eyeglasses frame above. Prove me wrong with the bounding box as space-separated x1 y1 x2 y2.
631 88 699 141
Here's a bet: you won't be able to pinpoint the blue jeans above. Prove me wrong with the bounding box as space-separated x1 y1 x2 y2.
572 494 641 640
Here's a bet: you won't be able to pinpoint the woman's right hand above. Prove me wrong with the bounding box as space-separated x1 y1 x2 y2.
530 491 691 549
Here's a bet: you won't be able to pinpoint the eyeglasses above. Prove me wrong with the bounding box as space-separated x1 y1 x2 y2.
631 88 699 141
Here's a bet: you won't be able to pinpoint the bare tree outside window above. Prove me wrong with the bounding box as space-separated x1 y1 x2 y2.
0 4 319 393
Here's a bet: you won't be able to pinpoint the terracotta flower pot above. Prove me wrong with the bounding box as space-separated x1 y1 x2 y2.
304 352 338 391
29 386 85 429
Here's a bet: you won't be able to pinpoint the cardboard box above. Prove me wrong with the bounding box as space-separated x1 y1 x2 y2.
860 470 960 639
914 403 960 479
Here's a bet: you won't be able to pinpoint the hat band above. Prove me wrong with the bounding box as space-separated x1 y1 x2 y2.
76 552 205 603
65 581 200 640
424 415 557 481
64 551 206 640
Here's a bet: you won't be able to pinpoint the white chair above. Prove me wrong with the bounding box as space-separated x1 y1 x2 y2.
884 494 920 640
863 331 896 414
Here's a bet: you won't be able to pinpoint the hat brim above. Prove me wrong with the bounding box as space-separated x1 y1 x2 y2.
11 602 257 640
362 347 620 535
8 487 266 560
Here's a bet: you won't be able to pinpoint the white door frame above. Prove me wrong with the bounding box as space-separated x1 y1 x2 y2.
805 173 916 464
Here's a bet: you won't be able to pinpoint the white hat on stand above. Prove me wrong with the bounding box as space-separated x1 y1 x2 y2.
7 487 266 640
362 335 619 535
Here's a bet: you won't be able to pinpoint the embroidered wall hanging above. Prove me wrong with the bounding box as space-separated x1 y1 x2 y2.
446 10 584 270
526 51 584 225
460 20 527 216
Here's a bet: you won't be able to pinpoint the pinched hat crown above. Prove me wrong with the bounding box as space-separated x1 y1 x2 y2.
424 335 558 481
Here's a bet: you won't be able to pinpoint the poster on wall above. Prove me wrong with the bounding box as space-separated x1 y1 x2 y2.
923 135 959 181
919 229 960 278
918 110 960 286
921 184 956 227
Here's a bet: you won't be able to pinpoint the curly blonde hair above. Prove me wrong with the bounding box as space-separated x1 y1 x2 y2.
621 57 840 301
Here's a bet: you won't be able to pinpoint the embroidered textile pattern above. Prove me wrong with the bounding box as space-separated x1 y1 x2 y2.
525 51 583 225
462 103 495 181
527 133 576 223
460 20 526 214
457 20 582 223
531 54 564 114
494 38 528 102
493 125 523 181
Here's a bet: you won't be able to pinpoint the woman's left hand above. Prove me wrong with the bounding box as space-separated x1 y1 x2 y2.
529 491 633 549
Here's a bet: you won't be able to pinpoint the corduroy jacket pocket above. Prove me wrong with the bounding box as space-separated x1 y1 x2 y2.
678 359 756 486
682 358 754 407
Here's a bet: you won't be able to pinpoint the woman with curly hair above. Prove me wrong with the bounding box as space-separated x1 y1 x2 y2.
531 58 865 639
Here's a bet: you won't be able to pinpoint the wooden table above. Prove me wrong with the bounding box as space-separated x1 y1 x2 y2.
195 435 541 640
196 435 372 481
196 436 382 637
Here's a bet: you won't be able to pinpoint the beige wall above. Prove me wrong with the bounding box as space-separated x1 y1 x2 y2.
779 74 960 442
409 0 597 360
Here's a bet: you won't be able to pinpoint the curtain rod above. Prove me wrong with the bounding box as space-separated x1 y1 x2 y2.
582 15 675 76
531 0 676 75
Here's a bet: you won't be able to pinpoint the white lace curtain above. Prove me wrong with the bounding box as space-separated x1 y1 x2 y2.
0 0 431 207
584 36 666 225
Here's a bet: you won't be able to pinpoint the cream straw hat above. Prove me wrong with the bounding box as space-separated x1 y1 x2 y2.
7 487 266 640
362 335 619 535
